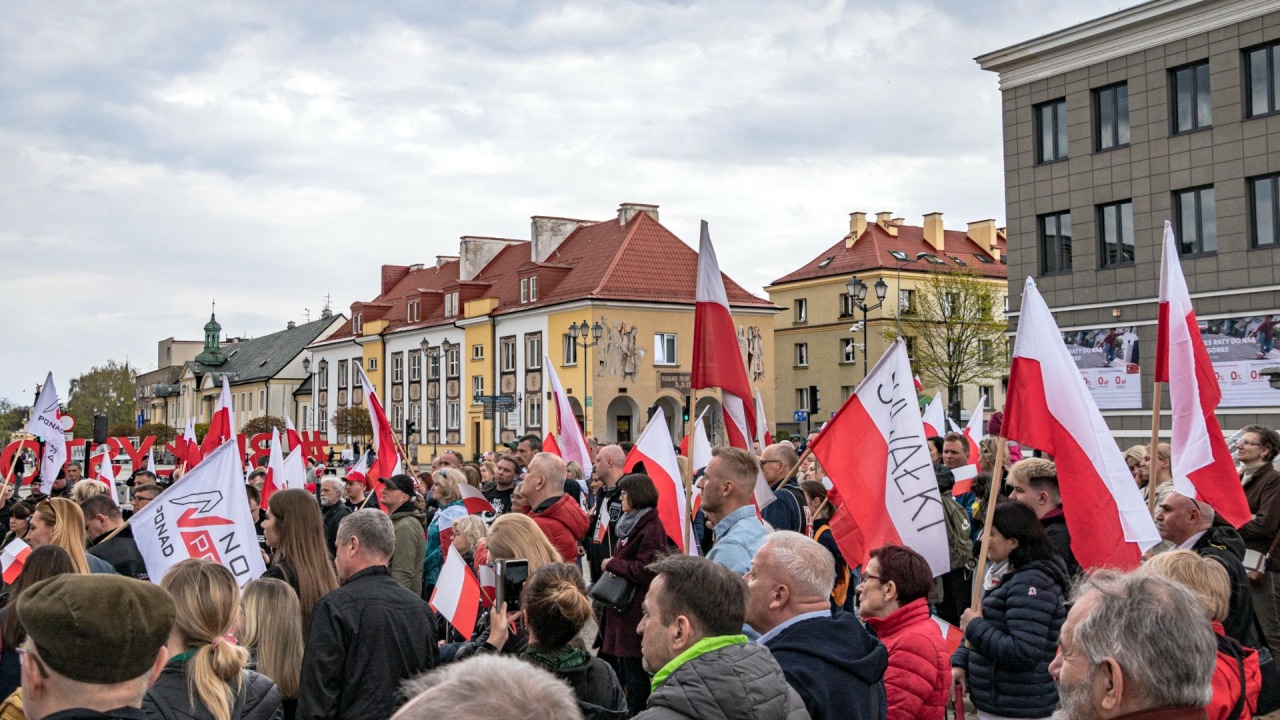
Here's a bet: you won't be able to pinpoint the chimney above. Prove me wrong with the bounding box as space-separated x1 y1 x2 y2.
458 237 522 282
380 265 411 296
531 216 591 263
847 212 867 248
923 212 945 252
436 255 459 269
286 321 296 329
618 203 659 226
968 219 998 258
875 211 898 237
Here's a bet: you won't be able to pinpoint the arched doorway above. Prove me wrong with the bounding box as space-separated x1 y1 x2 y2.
654 392 684 439
694 396 724 446
606 395 640 443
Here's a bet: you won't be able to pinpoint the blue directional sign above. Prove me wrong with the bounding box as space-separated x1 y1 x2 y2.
793 410 809 422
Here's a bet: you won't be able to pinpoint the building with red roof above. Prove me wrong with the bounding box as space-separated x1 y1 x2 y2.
306 203 777 460
766 211 1009 436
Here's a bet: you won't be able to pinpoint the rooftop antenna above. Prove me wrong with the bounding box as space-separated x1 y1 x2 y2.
322 293 332 313
304 307 311 323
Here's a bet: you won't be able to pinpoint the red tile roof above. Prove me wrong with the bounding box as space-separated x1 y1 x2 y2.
770 221 1009 286
317 210 775 344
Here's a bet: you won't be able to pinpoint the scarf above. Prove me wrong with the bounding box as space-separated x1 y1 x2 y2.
522 643 590 671
615 507 650 539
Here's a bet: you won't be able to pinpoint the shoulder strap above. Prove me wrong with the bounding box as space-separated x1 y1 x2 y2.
1218 635 1248 720
814 525 830 542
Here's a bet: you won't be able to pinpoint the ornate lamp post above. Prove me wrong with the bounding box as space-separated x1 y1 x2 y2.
566 320 604 435
847 276 888 377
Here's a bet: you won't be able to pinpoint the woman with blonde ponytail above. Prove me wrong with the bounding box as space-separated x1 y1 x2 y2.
144 559 283 720
486 563 627 720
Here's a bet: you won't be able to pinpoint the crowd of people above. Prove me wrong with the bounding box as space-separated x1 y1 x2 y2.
0 421 1275 720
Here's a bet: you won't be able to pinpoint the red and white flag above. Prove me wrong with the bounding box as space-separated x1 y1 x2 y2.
0 539 31 584
963 394 987 465
951 464 978 497
913 375 925 393
177 417 202 467
921 392 945 439
282 448 307 491
690 407 712 475
809 339 950 577
624 407 689 552
543 432 563 458
200 376 236 459
691 221 757 452
593 505 612 544
430 546 481 637
23 373 66 495
356 365 401 483
146 447 156 476
753 387 772 450
262 428 286 508
458 482 496 515
1004 277 1159 569
93 447 116 498
283 409 302 454
1156 221 1251 526
932 615 964 655
476 562 497 609
544 355 593 481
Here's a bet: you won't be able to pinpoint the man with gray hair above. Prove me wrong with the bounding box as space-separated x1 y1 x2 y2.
746 531 887 720
392 655 583 720
761 443 806 533
1050 570 1216 720
524 452 589 562
319 475 351 556
299 509 436 720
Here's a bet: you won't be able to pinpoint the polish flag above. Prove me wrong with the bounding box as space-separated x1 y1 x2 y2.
430 546 482 637
200 376 236 459
808 339 950 577
23 373 67 495
963 394 987 465
623 407 689 552
753 388 772 449
344 452 368 485
921 393 945 439
283 409 302 454
476 562 497 609
146 447 156 476
1156 221 1251 527
263 428 285 508
356 365 400 482
1004 277 1160 569
951 464 978 497
282 447 307 490
690 407 713 475
94 447 116 496
913 376 925 393
458 482 496 515
691 221 757 452
178 417 202 467
544 356 593 481
543 432 562 458
0 539 31 584
932 615 965 655
593 505 612 544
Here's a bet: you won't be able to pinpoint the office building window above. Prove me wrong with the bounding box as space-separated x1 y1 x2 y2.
1094 83 1129 150
794 299 808 323
1175 186 1217 255
1250 174 1280 248
1246 43 1280 118
1038 211 1073 276
526 334 542 369
1097 200 1135 268
1035 98 1068 163
1171 61 1211 133
654 333 678 366
841 339 857 364
795 343 809 367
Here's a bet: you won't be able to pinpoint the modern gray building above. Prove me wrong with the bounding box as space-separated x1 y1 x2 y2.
978 0 1280 440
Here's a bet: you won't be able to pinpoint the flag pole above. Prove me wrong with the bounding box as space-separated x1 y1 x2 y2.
1147 383 1163 515
777 448 813 490
684 389 697 555
970 438 1009 609
0 449 22 505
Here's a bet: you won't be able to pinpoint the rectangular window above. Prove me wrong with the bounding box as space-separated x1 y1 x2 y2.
841 338 857 364
839 293 855 318
472 375 484 399
367 357 378 371
409 352 421 381
980 341 995 363
392 403 403 431
259 390 265 412
393 354 404 383
318 408 328 433
428 351 440 380
1094 83 1130 150
1097 200 1135 267
529 277 538 302
447 348 460 378
841 385 856 401
1247 43 1280 118
428 401 440 430
1175 186 1217 255
1039 211 1073 276
407 300 420 323
904 336 916 360
1251 174 1280 248
444 292 459 318
794 299 808 323
563 334 578 365
979 385 995 403
520 278 529 303
501 337 517 372
899 289 915 315
472 344 484 360
527 395 542 428
942 292 958 316
526 334 542 369
1171 61 1212 133
796 387 810 413
447 400 460 430
352 314 363 335
318 362 329 390
795 343 809 367
337 360 349 389
654 333 678 366
1035 98 1068 163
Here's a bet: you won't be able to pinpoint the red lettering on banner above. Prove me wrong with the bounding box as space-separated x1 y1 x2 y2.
176 507 233 529
182 530 220 561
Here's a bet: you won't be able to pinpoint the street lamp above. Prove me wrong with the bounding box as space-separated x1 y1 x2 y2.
567 320 604 436
893 252 930 336
847 276 888 376
302 355 313 432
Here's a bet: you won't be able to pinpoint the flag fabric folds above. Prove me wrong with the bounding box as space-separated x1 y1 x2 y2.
1004 277 1160 569
921 393 945 439
356 365 400 482
544 355 593 481
283 409 302 454
23 373 66 494
623 407 689 552
458 483 496 515
0 539 30 584
93 447 116 499
543 432 562 458
178 417 202 467
690 407 712 475
1156 220 1251 527
808 339 951 577
200 376 236 459
431 546 481 637
963 394 987 465
263 429 286 508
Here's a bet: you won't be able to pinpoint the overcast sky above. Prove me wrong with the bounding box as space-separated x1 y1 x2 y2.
0 0 1132 405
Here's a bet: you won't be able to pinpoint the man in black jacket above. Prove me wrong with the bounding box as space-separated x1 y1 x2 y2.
83 494 148 580
585 444 626 582
318 476 351 557
299 509 436 720
1006 458 1081 576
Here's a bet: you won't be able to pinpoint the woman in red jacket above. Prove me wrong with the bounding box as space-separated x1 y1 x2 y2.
1144 550 1261 720
858 544 949 720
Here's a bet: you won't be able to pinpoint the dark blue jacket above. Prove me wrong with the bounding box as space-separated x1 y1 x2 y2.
765 610 888 720
952 555 1069 718
762 480 805 533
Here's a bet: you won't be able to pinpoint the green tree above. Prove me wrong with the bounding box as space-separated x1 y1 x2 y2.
107 422 136 438
0 399 30 435
67 361 136 438
243 415 285 436
885 268 1008 420
333 407 371 442
138 422 177 446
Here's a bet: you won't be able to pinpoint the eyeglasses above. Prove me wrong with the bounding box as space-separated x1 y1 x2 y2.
134 496 155 503
17 647 49 679
860 573 886 585
760 459 784 466
1238 441 1263 447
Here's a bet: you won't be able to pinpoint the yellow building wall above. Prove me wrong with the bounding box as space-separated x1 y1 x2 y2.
361 320 388 395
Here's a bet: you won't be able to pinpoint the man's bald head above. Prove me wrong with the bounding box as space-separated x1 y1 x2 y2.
596 445 626 487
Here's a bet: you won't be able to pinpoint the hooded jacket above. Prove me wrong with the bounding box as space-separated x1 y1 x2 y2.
952 555 1070 719
1193 526 1260 648
388 505 426 595
529 647 629 720
863 598 949 720
764 611 887 720
143 663 282 720
529 494 589 563
636 638 810 720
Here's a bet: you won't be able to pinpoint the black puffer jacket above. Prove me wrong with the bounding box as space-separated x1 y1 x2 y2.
952 555 1068 719
143 663 282 720
1194 525 1259 648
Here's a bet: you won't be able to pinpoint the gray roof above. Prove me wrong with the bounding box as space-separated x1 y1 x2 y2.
294 374 313 396
189 317 335 386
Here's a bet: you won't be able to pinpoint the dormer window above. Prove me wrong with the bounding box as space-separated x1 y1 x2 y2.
521 277 539 304
352 314 363 334
407 300 420 323
444 292 459 318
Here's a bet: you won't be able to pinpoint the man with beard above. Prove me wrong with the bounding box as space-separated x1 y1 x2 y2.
1050 570 1214 720
319 476 352 556
482 455 519 520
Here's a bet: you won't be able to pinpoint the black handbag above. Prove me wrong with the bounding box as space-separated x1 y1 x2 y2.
589 571 636 613
1256 645 1280 715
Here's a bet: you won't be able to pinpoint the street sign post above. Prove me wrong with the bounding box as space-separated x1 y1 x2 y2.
793 410 809 422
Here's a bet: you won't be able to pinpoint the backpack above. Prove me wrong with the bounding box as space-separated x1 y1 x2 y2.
942 496 974 571
814 524 851 606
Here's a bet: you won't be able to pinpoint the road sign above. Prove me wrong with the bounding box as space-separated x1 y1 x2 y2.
585 396 592 408
793 410 809 422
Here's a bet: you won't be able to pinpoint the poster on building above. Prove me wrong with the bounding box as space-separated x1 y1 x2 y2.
1062 327 1142 410
1200 314 1280 407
